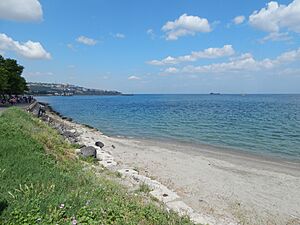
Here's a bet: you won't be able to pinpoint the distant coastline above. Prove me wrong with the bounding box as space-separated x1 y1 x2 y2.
27 82 122 96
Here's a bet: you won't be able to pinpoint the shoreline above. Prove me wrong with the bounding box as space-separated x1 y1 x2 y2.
35 96 300 164
30 102 300 225
113 136 300 176
45 100 300 167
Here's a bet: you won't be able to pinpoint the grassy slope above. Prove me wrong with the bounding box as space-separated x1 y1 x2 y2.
0 108 193 225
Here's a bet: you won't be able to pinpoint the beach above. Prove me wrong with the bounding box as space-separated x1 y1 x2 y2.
34 102 300 225
110 137 300 225
3 1 300 224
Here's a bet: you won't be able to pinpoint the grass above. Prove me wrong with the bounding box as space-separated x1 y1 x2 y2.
137 183 152 194
0 108 194 225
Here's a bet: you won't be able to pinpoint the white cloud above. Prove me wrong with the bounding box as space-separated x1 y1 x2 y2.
67 43 76 51
147 29 156 39
164 48 300 74
114 33 125 39
233 15 245 25
249 0 300 33
76 36 97 46
278 68 300 76
162 14 211 40
0 0 42 22
165 67 179 73
259 32 292 43
148 45 235 66
0 33 51 59
128 75 141 80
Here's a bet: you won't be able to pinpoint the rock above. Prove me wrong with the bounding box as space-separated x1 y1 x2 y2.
55 124 65 134
80 146 97 158
69 129 76 134
63 131 76 138
75 149 81 155
95 141 104 148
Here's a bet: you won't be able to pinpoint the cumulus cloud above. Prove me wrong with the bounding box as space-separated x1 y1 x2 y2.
233 15 245 25
164 48 300 74
249 0 300 33
128 75 141 80
76 36 97 46
148 45 235 66
0 33 51 59
162 14 211 40
0 0 42 22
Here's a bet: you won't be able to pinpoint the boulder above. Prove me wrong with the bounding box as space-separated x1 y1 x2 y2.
80 146 97 158
63 131 76 138
95 141 104 148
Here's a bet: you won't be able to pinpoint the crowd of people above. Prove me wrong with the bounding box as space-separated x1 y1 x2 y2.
0 95 34 106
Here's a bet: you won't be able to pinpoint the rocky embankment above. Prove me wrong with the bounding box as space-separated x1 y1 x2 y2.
28 101 220 225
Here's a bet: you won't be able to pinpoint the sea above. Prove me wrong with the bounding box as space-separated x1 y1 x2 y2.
37 94 300 161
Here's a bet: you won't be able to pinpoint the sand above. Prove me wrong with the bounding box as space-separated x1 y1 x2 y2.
37 106 300 225
101 136 300 225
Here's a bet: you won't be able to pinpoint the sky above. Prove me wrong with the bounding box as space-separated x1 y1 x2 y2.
0 0 300 94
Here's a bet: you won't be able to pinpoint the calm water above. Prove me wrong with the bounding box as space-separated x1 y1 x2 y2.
37 94 300 160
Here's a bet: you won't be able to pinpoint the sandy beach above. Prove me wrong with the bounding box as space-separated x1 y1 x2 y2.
109 137 300 225
35 104 300 225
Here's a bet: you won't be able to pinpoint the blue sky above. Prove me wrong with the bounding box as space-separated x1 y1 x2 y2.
0 0 300 93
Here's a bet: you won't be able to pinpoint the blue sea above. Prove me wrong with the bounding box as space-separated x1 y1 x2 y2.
37 94 300 161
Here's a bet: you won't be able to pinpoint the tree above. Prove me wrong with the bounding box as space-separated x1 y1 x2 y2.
0 56 8 98
0 55 27 97
0 67 9 98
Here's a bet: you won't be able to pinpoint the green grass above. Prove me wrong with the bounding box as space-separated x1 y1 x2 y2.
0 108 194 225
137 183 152 194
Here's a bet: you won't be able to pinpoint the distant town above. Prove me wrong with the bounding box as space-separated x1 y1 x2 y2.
27 82 122 96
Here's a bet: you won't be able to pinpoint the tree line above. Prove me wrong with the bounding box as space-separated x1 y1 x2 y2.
0 55 28 98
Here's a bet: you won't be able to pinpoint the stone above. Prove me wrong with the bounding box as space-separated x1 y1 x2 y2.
69 129 76 133
166 201 194 216
75 149 81 155
63 131 76 138
95 141 104 148
80 146 97 158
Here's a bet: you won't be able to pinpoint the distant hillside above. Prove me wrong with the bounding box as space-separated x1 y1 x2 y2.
27 82 122 96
